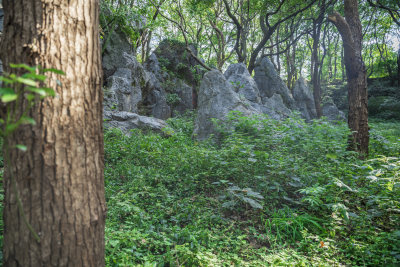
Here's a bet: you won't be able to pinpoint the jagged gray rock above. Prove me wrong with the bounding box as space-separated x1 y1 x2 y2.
104 111 168 135
194 70 259 140
259 94 292 120
254 57 295 109
293 77 317 121
105 68 142 113
173 79 194 115
322 102 346 121
224 63 261 103
144 53 169 82
102 29 135 79
147 88 171 120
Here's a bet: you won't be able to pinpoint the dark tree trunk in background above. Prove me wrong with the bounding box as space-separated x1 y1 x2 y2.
0 0 106 265
311 0 328 118
311 23 323 118
329 0 369 158
398 48 400 88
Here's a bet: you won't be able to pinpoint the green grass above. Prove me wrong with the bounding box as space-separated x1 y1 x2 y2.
103 113 400 266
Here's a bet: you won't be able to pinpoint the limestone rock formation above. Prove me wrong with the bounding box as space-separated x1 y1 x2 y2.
194 70 259 140
104 68 142 113
102 29 135 79
224 63 261 103
322 101 346 121
104 111 168 136
254 57 296 109
293 77 317 121
259 94 292 120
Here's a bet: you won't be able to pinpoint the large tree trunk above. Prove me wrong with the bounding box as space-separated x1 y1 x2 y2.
1 0 106 266
328 0 369 158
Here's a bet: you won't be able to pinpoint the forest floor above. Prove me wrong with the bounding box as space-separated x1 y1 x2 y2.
0 112 398 266
103 113 400 266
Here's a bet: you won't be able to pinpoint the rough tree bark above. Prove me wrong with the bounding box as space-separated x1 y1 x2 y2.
0 0 106 266
328 0 369 157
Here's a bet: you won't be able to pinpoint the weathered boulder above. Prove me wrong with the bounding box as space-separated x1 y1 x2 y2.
104 111 168 136
293 77 317 121
322 101 346 121
254 57 295 109
194 70 259 140
224 63 261 103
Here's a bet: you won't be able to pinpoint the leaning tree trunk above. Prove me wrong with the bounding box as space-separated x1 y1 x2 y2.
328 0 369 158
0 0 106 266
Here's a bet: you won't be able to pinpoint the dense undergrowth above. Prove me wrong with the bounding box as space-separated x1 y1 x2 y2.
104 113 400 266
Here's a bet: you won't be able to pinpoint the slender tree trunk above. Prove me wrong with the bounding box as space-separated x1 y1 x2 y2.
397 48 400 87
329 0 369 158
1 0 106 266
312 25 323 118
341 46 345 81
333 36 339 80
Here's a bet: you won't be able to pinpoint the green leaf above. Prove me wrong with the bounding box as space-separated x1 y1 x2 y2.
15 144 27 152
22 73 46 81
1 93 18 103
42 87 56 97
244 188 264 199
326 153 337 160
0 76 14 84
6 123 18 133
43 68 65 75
16 77 37 87
248 157 257 163
20 116 36 125
25 94 35 101
242 197 263 209
10 63 36 72
0 87 16 95
27 87 46 96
